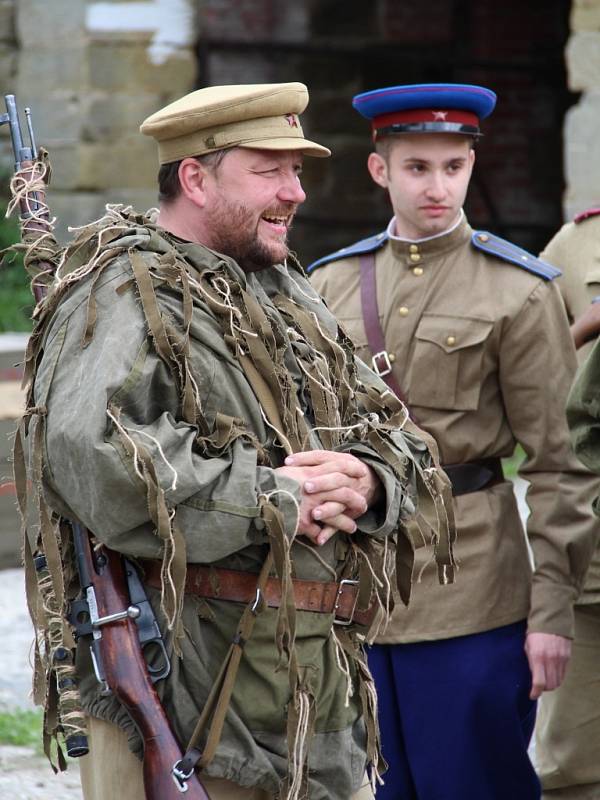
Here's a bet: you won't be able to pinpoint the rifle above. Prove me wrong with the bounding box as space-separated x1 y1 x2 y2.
69 523 210 798
0 93 56 303
2 93 88 762
2 95 211 798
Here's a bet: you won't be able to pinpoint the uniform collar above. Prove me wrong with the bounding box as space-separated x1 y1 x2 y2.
387 211 472 266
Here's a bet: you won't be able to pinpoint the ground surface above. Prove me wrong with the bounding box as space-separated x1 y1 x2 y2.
0 567 83 799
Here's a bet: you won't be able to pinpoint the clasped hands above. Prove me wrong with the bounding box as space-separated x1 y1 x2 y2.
275 450 382 546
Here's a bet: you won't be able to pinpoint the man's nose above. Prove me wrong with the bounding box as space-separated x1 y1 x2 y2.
426 172 447 201
278 174 306 204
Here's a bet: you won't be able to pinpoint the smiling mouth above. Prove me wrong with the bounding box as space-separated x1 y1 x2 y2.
261 214 291 227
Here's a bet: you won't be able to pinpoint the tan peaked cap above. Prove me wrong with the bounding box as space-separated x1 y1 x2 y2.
140 82 331 163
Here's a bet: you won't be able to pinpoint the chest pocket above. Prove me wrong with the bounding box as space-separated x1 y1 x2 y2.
409 314 493 411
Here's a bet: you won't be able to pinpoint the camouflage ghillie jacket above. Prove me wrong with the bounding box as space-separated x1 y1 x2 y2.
17 206 454 799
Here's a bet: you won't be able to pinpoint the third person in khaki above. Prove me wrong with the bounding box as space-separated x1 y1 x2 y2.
535 209 600 800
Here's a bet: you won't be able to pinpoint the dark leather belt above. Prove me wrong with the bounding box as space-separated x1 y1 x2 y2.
444 457 504 497
143 562 377 628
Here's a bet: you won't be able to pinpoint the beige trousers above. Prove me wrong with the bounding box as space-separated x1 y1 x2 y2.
535 604 600 800
80 716 375 800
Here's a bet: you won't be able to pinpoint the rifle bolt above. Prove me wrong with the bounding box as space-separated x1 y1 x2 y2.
94 605 141 627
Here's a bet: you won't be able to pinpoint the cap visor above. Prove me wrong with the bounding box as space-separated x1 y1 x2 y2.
238 137 330 158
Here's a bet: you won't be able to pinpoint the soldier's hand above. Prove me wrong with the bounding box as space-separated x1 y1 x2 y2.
571 301 600 349
275 450 382 546
284 450 382 506
524 631 572 699
275 463 366 544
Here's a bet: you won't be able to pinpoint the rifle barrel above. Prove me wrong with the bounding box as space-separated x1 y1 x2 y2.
3 94 33 170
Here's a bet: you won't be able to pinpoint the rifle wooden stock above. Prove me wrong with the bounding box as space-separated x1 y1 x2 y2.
82 539 210 799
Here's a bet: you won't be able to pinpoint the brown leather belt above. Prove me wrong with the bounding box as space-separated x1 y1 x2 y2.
444 457 504 497
142 561 377 628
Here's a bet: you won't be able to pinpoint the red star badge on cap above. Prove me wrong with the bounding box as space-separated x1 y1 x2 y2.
285 114 298 127
432 111 448 121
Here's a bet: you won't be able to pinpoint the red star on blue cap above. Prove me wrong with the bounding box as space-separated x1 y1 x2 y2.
352 83 497 138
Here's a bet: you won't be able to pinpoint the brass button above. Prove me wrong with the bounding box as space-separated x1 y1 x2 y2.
446 335 456 346
388 353 396 363
478 234 489 243
410 253 421 262
409 244 419 253
399 306 409 317
413 266 424 276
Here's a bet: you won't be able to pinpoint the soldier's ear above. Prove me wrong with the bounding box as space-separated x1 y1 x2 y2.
468 146 476 174
367 152 389 188
178 157 210 208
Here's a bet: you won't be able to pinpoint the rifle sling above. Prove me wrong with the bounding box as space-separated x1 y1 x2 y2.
359 252 409 405
176 552 274 776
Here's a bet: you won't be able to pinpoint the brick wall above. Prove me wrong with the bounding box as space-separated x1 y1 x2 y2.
196 0 573 261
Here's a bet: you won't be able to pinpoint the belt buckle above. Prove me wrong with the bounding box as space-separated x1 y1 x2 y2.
333 579 359 626
371 350 392 377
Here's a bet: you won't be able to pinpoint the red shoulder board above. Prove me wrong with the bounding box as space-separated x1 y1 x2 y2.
574 207 600 223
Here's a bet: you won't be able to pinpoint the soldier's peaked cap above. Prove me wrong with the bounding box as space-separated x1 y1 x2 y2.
140 82 331 164
353 83 497 139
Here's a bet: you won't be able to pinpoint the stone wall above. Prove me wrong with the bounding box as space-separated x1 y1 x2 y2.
0 0 18 161
563 0 600 217
1 0 198 238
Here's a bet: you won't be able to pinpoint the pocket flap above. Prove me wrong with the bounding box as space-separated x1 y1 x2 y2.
415 314 493 353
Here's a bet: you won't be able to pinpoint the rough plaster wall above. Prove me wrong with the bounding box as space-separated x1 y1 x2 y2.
0 0 18 167
3 0 198 238
564 0 600 217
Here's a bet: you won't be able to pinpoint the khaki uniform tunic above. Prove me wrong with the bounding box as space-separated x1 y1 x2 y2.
311 217 597 642
540 216 600 600
536 215 600 799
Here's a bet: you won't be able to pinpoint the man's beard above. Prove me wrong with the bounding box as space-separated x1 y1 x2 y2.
205 196 293 272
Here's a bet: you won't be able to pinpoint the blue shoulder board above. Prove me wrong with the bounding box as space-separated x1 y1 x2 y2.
307 230 389 273
471 230 561 281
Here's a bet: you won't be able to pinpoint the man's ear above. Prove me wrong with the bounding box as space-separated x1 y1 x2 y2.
367 152 389 189
178 158 209 208
468 146 475 176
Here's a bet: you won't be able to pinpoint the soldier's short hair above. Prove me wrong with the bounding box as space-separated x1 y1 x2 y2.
157 150 229 204
374 134 476 163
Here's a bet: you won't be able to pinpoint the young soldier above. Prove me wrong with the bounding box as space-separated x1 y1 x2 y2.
535 210 600 800
309 83 598 800
19 83 455 800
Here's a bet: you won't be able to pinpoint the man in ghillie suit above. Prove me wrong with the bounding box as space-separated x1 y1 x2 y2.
16 83 454 799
